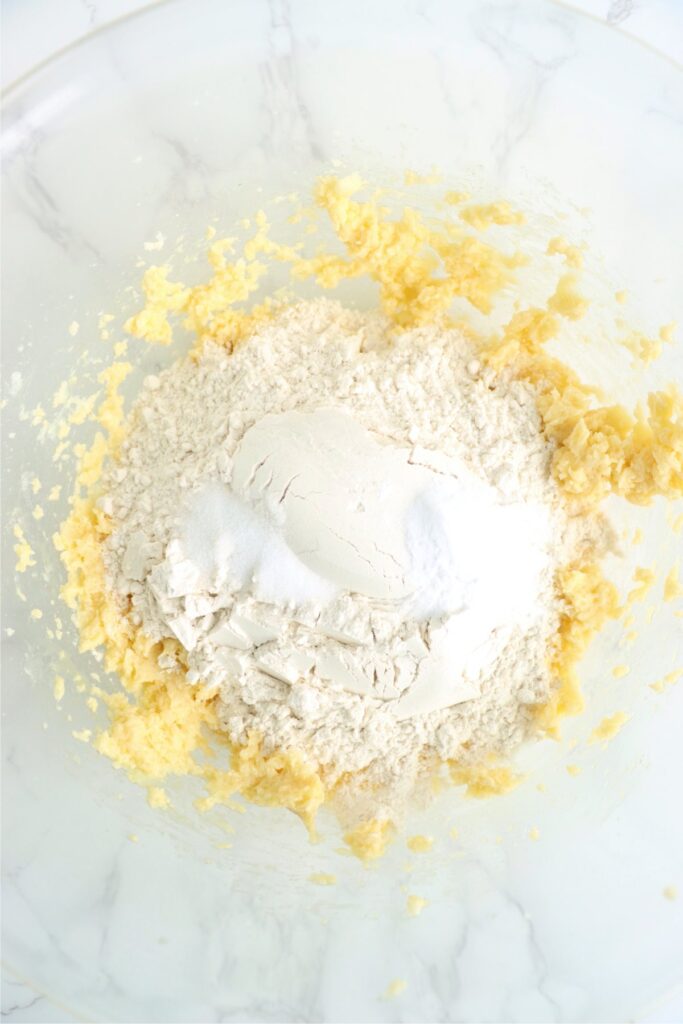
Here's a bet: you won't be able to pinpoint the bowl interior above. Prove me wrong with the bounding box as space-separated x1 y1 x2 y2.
2 2 682 1020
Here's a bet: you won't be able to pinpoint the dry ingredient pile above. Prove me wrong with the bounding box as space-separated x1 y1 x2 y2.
103 299 582 806
46 174 682 858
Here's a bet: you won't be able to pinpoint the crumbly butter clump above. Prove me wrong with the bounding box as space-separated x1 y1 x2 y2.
54 174 683 859
14 524 35 572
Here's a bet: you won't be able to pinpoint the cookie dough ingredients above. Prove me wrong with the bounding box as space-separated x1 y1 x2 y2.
103 298 575 810
406 895 428 917
13 525 35 572
166 404 552 722
51 173 682 854
589 711 629 745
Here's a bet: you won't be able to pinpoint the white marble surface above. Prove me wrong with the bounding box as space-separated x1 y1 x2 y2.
2 1 683 1021
2 0 681 91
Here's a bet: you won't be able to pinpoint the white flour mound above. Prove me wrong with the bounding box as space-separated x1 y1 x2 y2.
102 299 578 811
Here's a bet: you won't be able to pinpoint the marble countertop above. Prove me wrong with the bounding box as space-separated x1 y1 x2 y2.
2 0 681 90
2 1 682 1022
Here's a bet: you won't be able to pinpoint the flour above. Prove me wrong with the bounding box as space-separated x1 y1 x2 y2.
103 299 576 809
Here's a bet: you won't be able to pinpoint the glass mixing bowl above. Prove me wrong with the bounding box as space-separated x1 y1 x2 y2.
2 1 682 1020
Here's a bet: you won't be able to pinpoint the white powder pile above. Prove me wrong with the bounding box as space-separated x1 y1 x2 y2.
102 299 578 813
